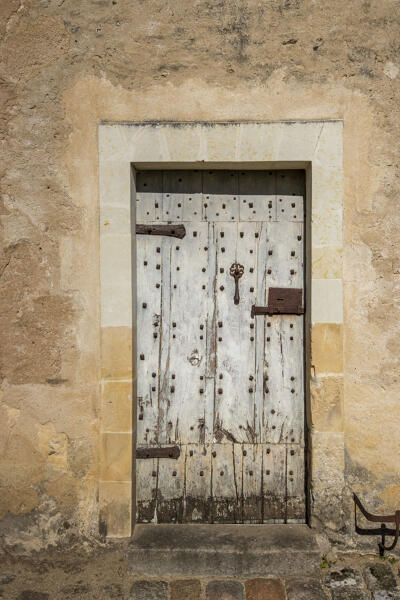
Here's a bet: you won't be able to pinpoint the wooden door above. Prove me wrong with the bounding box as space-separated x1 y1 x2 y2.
135 169 306 524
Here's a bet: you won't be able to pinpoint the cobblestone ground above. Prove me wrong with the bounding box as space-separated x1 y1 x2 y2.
0 547 399 599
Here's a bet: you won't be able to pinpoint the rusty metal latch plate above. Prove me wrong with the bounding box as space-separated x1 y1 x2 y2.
136 224 186 239
136 446 180 459
251 287 304 317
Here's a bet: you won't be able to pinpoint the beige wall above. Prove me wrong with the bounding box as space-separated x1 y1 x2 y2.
0 0 399 552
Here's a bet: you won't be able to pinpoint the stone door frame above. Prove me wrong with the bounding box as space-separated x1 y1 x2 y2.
98 121 344 537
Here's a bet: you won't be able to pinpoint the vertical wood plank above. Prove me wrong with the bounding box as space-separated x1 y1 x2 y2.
160 221 209 444
265 222 303 289
203 170 239 221
214 221 259 443
255 222 268 445
162 171 182 222
242 444 262 523
286 443 306 522
136 458 158 523
184 444 212 523
157 235 172 442
263 315 304 444
239 170 276 221
156 450 186 523
262 444 286 523
211 443 242 523
276 170 305 223
136 204 162 445
136 171 162 222
204 222 217 440
182 170 203 222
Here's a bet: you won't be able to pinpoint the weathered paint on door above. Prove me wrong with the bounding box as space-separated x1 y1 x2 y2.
135 170 306 524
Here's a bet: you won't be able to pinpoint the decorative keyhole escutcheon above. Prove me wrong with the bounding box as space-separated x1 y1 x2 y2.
229 263 244 305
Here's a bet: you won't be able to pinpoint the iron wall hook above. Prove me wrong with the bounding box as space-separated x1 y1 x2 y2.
353 493 400 556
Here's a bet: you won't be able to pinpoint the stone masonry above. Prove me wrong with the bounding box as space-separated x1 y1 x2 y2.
0 549 400 599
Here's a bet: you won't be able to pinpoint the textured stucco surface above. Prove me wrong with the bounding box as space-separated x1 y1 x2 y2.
0 0 399 552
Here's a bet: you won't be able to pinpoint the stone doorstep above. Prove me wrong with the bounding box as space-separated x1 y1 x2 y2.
127 524 320 578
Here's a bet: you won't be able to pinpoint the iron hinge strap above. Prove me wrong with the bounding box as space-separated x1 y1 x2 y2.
136 446 180 459
136 224 186 239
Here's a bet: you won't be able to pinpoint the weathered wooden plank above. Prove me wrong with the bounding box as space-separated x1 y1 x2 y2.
203 170 239 221
239 170 276 222
204 222 217 440
162 171 202 222
160 222 209 444
136 230 162 446
162 171 183 222
156 449 186 523
211 443 242 523
265 222 304 289
184 444 212 523
262 219 304 445
136 457 158 523
263 315 304 444
181 171 203 222
136 170 162 222
262 444 286 523
242 444 262 523
214 222 259 443
157 236 172 442
286 443 306 522
255 222 268 446
276 170 305 223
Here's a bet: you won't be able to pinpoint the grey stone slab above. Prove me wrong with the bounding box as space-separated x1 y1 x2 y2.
286 577 328 599
331 589 369 600
324 568 363 588
206 580 244 600
130 580 168 600
365 564 398 591
245 579 286 600
130 524 316 552
170 579 202 600
127 525 320 578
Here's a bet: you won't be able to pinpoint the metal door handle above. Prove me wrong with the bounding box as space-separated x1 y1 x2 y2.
229 263 244 305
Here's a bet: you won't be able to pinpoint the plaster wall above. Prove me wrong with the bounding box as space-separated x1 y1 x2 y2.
0 0 399 552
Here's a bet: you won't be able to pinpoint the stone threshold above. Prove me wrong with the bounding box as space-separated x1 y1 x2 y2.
127 524 321 578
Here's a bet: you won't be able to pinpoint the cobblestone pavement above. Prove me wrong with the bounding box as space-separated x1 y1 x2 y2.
0 548 399 599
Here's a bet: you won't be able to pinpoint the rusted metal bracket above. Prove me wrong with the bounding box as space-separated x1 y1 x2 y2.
136 224 186 239
251 287 304 318
354 493 400 556
136 446 180 459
